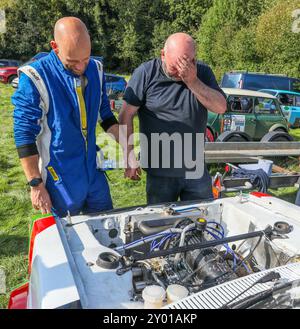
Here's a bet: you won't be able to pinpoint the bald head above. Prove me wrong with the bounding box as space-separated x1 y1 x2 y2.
54 17 90 47
164 33 196 56
161 33 196 81
50 17 91 76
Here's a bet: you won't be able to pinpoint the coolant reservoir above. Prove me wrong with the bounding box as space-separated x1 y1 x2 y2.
166 284 189 304
142 285 166 309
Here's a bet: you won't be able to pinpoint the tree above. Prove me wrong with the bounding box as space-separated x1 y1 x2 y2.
0 0 67 59
151 20 175 57
150 0 212 57
255 0 300 76
1 0 298 77
230 24 260 72
166 0 212 37
114 0 163 70
63 0 121 69
196 0 278 79
0 0 16 9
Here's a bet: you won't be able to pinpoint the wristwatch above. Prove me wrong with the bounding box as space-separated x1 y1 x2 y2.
27 177 43 187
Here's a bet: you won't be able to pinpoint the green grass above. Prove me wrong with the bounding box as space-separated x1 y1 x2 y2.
290 128 300 141
0 84 36 308
267 128 300 203
0 82 299 308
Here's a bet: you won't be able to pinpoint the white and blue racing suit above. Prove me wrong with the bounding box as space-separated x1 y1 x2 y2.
12 51 117 217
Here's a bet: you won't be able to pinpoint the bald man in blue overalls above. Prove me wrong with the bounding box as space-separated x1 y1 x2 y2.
12 17 121 217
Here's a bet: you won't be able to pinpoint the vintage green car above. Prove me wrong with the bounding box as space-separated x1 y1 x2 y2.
206 88 292 142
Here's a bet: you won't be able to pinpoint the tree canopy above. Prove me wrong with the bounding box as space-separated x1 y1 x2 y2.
0 0 299 79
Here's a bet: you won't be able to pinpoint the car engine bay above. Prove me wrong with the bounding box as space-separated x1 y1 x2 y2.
43 195 300 309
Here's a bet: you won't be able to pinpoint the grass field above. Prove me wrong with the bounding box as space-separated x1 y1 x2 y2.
0 82 299 308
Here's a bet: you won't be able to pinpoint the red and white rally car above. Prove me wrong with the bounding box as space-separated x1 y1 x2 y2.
8 192 300 309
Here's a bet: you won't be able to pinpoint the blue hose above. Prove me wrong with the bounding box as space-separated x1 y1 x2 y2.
116 230 173 251
150 223 224 253
205 229 244 269
120 221 250 274
207 225 224 238
150 226 198 252
205 228 250 272
150 233 177 251
207 221 225 236
157 233 175 249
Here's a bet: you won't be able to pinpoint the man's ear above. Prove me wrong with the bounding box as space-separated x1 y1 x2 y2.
160 48 165 61
50 40 59 54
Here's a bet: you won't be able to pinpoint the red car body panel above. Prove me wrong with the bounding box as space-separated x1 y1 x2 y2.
8 282 29 309
0 66 18 83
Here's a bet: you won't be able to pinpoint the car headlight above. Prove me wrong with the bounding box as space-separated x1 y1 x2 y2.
0 70 8 74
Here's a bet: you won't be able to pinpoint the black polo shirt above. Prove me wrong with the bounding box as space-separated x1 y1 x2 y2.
123 58 225 177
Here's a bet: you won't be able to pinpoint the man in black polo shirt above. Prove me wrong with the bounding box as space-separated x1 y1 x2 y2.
119 33 226 204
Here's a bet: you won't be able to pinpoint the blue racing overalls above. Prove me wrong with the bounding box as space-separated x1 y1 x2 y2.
12 51 117 217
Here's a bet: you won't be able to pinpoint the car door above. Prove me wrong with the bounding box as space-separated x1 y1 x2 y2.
294 95 300 127
278 92 299 127
105 75 114 95
254 96 286 139
223 95 256 137
111 76 123 93
278 92 291 121
289 94 300 127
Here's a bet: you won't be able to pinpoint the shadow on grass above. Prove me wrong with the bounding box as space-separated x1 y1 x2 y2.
0 234 29 257
0 157 14 171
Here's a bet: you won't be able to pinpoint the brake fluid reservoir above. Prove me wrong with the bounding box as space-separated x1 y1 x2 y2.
142 285 166 309
166 284 189 304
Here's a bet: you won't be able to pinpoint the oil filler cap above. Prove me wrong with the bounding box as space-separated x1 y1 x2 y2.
96 252 120 269
273 221 293 235
195 218 207 231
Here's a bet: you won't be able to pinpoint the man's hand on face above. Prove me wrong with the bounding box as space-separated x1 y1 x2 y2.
31 183 53 214
176 55 197 87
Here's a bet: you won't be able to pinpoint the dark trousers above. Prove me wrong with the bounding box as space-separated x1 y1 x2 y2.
146 168 213 205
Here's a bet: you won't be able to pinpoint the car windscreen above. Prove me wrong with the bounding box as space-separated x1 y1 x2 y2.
10 61 20 67
278 93 294 106
244 75 290 91
254 97 281 115
0 61 9 67
227 96 253 113
220 73 242 88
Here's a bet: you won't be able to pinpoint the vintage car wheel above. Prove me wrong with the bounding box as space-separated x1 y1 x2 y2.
216 131 250 142
8 74 18 84
260 131 293 142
